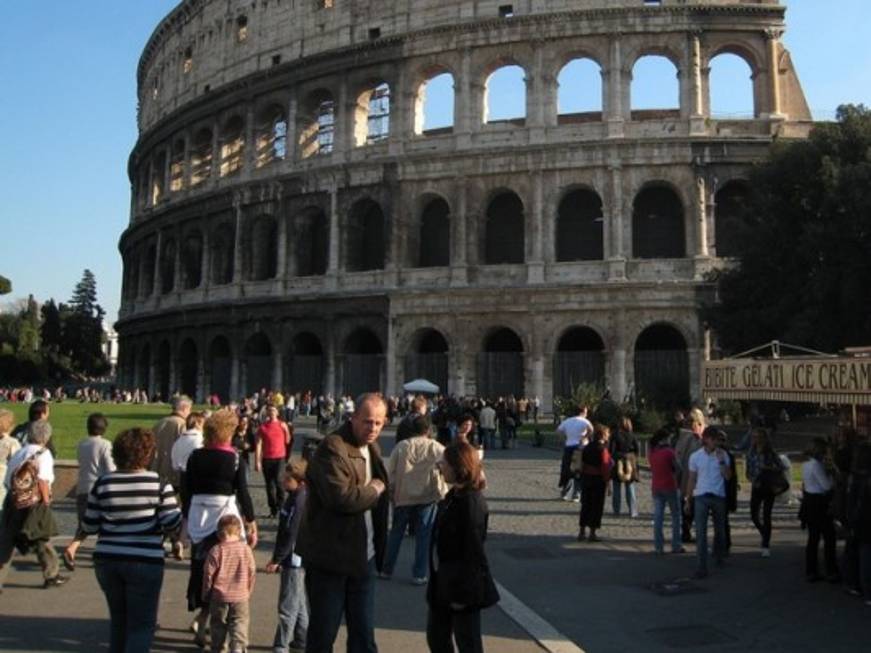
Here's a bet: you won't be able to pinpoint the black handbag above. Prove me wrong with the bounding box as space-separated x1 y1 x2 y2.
754 469 789 496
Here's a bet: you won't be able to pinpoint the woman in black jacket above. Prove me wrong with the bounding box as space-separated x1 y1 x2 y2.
427 442 499 653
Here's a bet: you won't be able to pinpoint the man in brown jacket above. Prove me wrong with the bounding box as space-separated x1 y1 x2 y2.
299 393 389 653
152 395 192 488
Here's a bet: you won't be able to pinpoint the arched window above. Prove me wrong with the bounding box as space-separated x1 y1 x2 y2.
709 53 755 118
191 128 213 185
248 216 278 281
634 324 689 407
405 328 449 393
208 336 232 402
179 339 198 399
418 198 450 268
355 82 390 146
484 191 524 264
632 185 685 259
553 327 606 400
557 58 603 123
256 105 287 167
485 65 526 124
415 71 454 135
210 223 235 285
159 237 176 294
286 332 324 393
346 199 386 272
714 181 751 258
631 55 680 118
244 333 272 395
555 189 604 261
181 230 203 289
478 327 524 399
170 139 185 192
342 328 384 396
220 115 245 177
295 207 329 276
298 90 335 158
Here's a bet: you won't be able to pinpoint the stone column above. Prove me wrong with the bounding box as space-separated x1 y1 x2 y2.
232 193 244 283
527 172 545 283
607 163 627 280
688 347 701 404
527 41 549 142
153 231 163 296
230 354 240 402
174 225 183 294
182 129 192 189
244 103 256 171
196 353 206 404
610 347 627 403
694 174 709 259
324 330 337 398
337 76 353 159
210 119 220 182
272 350 283 391
606 34 625 137
455 48 473 148
765 29 783 117
277 212 289 281
148 357 157 399
327 184 340 278
385 318 397 396
689 31 707 134
200 226 211 291
451 177 468 286
531 354 545 413
285 95 298 162
162 148 172 201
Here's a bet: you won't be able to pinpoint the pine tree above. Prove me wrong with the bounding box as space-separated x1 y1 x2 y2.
70 269 98 317
65 270 110 377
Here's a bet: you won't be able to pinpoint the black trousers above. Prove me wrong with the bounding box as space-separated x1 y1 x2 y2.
579 476 606 530
750 487 776 548
804 493 837 577
426 606 483 653
263 458 286 516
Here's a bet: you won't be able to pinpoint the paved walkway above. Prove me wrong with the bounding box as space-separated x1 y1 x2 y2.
1 426 869 652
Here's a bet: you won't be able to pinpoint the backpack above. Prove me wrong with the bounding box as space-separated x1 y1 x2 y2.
11 448 45 510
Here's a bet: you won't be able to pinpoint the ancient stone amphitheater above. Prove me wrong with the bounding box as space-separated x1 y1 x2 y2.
116 0 812 408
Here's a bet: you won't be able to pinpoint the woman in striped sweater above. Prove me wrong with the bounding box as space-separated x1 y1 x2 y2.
82 427 182 653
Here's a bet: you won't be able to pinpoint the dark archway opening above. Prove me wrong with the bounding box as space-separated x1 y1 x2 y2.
179 339 198 399
632 186 685 259
296 208 329 277
714 181 751 258
485 192 525 264
553 327 606 400
157 341 171 401
286 332 324 394
342 328 384 397
208 337 232 403
244 333 273 395
478 328 524 399
634 324 689 408
346 199 386 272
418 198 450 268
556 189 604 261
404 329 449 393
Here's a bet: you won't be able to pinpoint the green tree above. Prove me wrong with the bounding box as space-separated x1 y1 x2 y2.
0 275 10 294
17 294 40 354
705 104 871 355
64 270 110 377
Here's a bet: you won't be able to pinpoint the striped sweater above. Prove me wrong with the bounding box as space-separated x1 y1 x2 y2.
82 470 182 563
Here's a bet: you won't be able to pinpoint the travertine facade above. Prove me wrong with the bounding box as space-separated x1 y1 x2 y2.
117 0 812 408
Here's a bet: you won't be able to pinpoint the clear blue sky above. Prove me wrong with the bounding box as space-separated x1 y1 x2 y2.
1 1 869 324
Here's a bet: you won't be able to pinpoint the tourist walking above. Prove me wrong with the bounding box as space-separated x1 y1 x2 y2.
81 427 182 653
686 426 732 579
63 413 116 570
648 428 683 554
478 403 497 451
801 437 839 582
556 404 593 502
426 441 499 653
578 424 613 542
153 395 192 487
172 411 206 508
610 416 639 517
0 409 21 522
740 428 787 557
256 405 292 518
184 410 258 647
382 415 447 584
675 408 706 543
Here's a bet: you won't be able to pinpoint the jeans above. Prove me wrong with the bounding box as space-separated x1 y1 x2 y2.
480 429 496 450
305 559 377 653
383 503 436 580
263 458 286 516
612 479 637 516
426 605 483 653
653 489 682 553
693 494 726 573
94 558 164 653
559 446 578 491
750 487 775 548
275 567 308 652
210 599 250 653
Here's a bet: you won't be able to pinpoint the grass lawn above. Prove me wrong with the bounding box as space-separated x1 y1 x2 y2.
2 402 180 460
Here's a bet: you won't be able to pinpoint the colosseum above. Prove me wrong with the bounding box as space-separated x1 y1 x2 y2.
116 0 812 409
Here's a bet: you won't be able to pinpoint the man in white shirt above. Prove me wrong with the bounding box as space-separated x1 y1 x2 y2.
478 402 497 450
686 426 733 579
556 405 593 501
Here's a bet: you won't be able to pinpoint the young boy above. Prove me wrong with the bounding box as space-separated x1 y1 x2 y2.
203 515 256 653
266 459 309 653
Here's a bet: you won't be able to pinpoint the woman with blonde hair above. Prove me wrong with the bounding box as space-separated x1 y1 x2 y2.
183 409 257 646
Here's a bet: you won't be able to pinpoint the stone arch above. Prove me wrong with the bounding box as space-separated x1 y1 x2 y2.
156 340 172 401
630 54 680 116
557 57 603 123
345 198 386 272
179 338 198 399
286 332 324 394
416 195 451 268
484 62 527 124
714 180 751 258
255 102 287 167
219 114 245 177
484 190 525 265
552 326 606 401
709 52 756 118
295 207 329 276
414 67 455 135
159 237 176 294
555 187 604 261
633 322 690 408
354 81 391 146
210 222 235 285
247 215 278 281
298 88 335 158
244 332 272 395
632 183 686 259
208 335 232 403
478 327 525 399
342 327 384 397
181 229 203 289
404 328 449 393
190 127 213 185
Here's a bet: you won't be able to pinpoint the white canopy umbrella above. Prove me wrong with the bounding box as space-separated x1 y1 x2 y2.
402 379 440 394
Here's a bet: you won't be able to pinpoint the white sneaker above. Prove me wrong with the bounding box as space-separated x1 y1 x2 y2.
761 548 771 558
